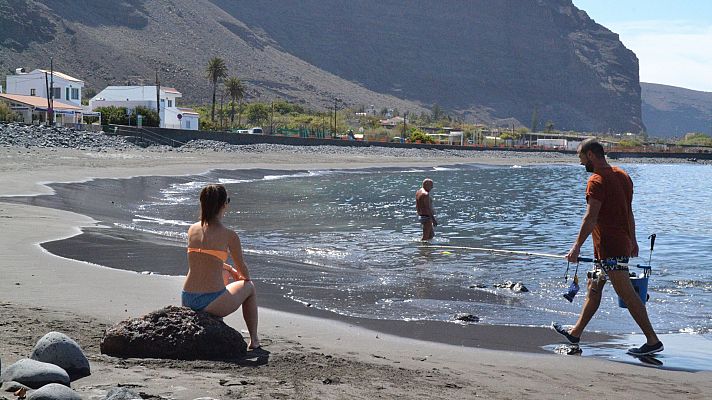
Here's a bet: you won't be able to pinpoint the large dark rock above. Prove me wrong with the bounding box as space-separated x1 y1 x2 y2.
100 306 247 360
30 332 90 381
0 359 70 389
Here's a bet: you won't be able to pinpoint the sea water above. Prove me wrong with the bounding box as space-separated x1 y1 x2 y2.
123 162 712 340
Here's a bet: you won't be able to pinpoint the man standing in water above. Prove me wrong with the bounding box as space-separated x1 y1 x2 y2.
416 178 437 241
554 139 663 355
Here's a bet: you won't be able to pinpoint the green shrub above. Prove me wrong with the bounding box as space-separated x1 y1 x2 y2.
134 106 159 127
619 138 643 147
94 106 129 125
0 102 19 122
680 133 712 146
409 129 434 143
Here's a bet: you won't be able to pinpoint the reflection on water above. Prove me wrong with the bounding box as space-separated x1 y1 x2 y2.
129 163 712 338
545 333 712 371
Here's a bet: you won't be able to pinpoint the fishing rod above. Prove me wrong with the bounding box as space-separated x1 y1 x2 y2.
429 235 658 306
426 244 651 267
425 244 565 260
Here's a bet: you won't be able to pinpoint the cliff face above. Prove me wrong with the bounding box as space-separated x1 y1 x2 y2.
642 83 712 137
0 0 643 132
212 0 643 132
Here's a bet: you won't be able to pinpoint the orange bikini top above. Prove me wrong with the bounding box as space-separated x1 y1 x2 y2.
187 247 229 262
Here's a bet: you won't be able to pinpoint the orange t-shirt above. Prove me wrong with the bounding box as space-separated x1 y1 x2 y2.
586 166 634 259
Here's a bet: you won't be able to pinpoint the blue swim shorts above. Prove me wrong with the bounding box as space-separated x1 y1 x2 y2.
181 288 227 311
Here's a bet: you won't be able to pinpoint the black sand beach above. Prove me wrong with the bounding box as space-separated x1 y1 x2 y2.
2 133 711 399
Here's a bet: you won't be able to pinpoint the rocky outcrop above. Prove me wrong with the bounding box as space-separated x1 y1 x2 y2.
100 306 247 360
1 0 642 132
218 0 643 132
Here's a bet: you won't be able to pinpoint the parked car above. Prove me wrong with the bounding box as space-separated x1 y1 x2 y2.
234 129 249 134
249 127 263 135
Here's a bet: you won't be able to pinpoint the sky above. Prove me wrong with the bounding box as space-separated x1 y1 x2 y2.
572 0 712 92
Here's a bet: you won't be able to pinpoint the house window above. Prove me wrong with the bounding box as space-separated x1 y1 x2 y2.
30 88 36 96
186 120 191 129
168 99 173 107
66 87 70 100
51 87 61 99
71 88 79 100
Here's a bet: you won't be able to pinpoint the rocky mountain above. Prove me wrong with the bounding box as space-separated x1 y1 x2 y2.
641 82 712 138
0 0 643 132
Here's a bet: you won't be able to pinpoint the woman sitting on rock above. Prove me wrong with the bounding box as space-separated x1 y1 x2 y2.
182 183 260 349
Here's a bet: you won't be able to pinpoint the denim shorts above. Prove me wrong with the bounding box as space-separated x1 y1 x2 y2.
182 288 227 311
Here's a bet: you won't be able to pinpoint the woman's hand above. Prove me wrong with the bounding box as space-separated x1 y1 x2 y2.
223 263 248 282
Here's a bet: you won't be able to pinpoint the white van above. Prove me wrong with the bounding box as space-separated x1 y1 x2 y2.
249 127 263 135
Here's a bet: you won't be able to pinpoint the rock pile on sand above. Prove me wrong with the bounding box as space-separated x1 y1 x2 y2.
0 123 137 151
100 306 247 360
1 332 87 399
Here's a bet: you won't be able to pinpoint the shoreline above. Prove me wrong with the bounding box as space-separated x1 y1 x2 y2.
3 147 588 353
2 144 711 399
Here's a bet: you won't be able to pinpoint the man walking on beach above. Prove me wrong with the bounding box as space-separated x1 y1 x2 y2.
554 139 663 356
416 178 437 241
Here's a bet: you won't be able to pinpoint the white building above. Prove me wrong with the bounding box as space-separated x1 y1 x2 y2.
0 93 85 125
5 68 84 106
536 138 581 151
89 86 199 130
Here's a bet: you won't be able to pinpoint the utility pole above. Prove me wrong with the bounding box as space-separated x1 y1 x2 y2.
49 57 54 126
44 72 50 124
155 69 161 128
333 98 338 138
270 100 274 135
219 91 225 130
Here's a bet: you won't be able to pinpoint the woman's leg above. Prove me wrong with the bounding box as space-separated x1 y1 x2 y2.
203 280 260 348
241 283 260 349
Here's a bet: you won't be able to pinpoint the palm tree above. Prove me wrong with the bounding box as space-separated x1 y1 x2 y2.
224 77 245 127
206 57 228 122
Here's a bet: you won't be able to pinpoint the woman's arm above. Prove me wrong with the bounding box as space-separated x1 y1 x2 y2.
227 230 251 281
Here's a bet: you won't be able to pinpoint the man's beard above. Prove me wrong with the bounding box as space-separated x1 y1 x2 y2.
584 161 594 173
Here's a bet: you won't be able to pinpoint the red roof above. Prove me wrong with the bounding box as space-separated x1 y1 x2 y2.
0 93 82 111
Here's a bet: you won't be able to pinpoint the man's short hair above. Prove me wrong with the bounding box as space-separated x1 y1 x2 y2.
578 139 605 158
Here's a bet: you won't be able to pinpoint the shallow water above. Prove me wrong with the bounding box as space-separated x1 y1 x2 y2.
120 163 712 340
